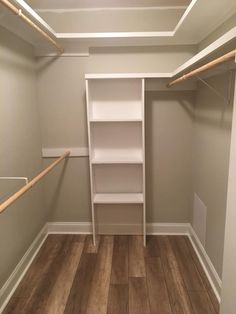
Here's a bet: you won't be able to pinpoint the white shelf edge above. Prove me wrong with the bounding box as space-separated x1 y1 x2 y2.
57 32 174 39
91 158 143 164
89 119 142 122
14 0 57 36
173 0 198 34
173 26 236 77
93 193 144 204
85 73 172 79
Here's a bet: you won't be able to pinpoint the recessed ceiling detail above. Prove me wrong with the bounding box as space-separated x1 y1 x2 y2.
26 0 191 10
0 0 235 55
23 0 193 34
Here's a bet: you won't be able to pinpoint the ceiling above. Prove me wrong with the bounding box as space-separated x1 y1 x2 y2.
20 0 194 35
26 0 191 10
0 0 235 55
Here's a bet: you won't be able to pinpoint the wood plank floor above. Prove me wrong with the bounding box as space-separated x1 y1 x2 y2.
3 235 219 314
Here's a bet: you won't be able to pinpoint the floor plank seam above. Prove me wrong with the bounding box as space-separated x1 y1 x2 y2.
159 249 175 314
159 256 173 314
144 262 152 314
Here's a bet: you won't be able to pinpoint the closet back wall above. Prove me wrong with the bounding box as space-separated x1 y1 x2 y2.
37 46 196 223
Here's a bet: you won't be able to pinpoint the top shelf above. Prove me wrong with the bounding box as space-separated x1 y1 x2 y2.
85 73 172 79
173 27 236 78
87 78 144 120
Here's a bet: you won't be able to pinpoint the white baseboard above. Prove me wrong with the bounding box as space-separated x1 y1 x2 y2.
147 222 190 235
0 224 48 313
188 226 222 302
47 221 190 235
0 221 221 312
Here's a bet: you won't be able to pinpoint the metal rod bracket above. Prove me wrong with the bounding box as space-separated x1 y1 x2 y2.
196 74 233 106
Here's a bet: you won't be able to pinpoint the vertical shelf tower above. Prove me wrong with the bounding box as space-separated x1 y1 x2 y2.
86 75 146 245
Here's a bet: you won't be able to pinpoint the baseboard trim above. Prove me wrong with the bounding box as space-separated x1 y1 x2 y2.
147 222 190 235
47 222 190 235
0 221 221 311
188 226 222 302
0 225 48 313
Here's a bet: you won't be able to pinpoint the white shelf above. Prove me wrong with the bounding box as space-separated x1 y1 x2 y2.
93 164 143 193
87 79 143 120
91 156 143 164
93 193 144 204
90 118 142 122
86 77 146 245
90 123 143 157
85 73 172 79
173 27 236 77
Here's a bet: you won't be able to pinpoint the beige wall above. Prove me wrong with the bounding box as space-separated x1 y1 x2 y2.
146 91 194 222
37 46 196 148
199 13 236 50
42 158 91 221
220 75 236 314
36 46 196 223
193 73 235 277
38 9 184 32
0 27 45 289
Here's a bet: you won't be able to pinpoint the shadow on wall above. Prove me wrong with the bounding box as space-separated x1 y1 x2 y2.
194 72 235 130
36 56 60 75
145 90 195 223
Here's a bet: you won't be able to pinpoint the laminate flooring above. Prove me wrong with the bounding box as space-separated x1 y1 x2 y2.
3 235 219 314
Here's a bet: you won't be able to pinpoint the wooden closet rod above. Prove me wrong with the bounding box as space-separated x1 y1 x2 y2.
0 0 63 53
167 49 236 87
0 150 70 214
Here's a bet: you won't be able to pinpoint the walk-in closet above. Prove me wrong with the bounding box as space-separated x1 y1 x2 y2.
0 0 236 313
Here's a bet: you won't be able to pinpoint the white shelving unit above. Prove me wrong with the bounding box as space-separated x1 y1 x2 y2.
86 77 146 245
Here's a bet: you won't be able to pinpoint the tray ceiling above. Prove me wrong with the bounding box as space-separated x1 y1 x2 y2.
26 0 191 10
0 0 235 55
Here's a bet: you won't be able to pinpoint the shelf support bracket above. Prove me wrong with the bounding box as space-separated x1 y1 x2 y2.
196 70 235 106
0 177 29 184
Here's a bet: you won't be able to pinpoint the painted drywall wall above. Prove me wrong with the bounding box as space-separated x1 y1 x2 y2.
37 9 184 32
36 46 196 223
0 27 45 289
193 72 235 277
198 13 236 50
220 73 236 314
146 91 194 222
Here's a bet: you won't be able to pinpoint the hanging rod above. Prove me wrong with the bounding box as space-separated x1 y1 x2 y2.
167 49 236 87
0 0 64 53
0 150 70 214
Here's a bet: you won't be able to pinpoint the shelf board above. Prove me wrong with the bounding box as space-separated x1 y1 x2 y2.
93 193 144 204
90 118 142 122
173 27 236 78
91 156 143 164
85 73 172 79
